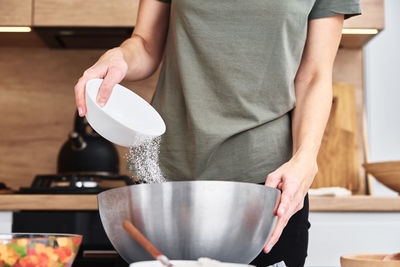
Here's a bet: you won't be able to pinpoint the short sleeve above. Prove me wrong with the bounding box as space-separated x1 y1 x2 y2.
309 0 362 20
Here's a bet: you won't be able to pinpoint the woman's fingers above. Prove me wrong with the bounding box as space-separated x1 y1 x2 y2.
265 170 283 215
265 171 281 188
263 158 314 254
264 185 298 253
96 66 125 107
263 209 288 253
74 64 124 116
73 48 129 115
74 71 98 117
74 77 87 117
74 67 105 117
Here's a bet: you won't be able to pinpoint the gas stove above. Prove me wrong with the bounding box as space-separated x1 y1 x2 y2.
17 174 137 194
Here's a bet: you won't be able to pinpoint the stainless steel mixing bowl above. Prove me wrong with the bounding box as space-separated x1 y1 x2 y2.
98 181 279 264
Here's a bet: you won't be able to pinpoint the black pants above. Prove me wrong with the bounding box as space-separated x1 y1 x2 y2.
250 194 310 267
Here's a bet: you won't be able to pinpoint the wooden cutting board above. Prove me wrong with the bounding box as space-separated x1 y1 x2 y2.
311 83 362 194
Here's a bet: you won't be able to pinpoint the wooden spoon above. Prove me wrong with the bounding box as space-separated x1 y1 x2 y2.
123 220 174 267
383 253 400 261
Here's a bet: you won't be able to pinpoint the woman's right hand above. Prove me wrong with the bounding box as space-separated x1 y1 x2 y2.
74 47 128 117
74 0 171 117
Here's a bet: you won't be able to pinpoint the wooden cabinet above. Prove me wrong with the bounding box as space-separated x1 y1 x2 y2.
1 0 383 49
0 0 32 26
344 0 385 29
33 0 139 27
341 0 385 48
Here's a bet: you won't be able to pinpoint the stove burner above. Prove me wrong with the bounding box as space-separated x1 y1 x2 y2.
18 174 138 194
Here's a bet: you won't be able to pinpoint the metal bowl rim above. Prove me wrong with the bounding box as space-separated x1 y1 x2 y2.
98 180 280 199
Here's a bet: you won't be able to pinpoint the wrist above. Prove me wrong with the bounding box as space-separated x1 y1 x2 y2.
290 149 319 186
291 146 319 165
119 40 135 62
119 39 141 79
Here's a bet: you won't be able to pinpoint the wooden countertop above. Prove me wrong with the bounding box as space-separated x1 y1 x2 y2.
309 195 400 212
0 195 98 211
0 194 399 212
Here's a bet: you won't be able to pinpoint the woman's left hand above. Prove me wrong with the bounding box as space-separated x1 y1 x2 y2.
263 153 318 253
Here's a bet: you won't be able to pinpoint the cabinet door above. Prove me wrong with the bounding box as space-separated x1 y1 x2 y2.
341 0 384 48
343 0 384 29
0 0 32 26
34 0 139 27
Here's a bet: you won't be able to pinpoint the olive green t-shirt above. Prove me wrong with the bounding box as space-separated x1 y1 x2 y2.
152 0 361 183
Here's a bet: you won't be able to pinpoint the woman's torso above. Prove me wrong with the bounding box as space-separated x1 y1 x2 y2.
152 0 317 182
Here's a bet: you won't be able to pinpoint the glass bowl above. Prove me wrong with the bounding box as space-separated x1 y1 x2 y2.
0 233 82 267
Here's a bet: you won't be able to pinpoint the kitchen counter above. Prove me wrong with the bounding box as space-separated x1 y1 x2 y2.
0 194 98 211
0 194 399 211
309 195 400 212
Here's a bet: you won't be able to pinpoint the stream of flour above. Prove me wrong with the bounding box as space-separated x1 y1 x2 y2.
127 136 166 183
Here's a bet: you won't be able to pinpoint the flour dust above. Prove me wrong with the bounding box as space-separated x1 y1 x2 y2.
127 136 166 183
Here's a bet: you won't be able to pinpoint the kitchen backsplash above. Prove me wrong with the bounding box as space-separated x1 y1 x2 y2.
0 47 158 189
0 47 363 190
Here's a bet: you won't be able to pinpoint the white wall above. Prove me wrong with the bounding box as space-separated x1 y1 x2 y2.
305 4 400 266
306 212 400 267
364 0 400 196
0 212 12 233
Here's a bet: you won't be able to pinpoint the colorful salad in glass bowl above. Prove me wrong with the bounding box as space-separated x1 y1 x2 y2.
0 233 82 267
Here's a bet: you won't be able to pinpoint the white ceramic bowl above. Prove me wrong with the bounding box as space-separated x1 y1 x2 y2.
85 79 166 147
130 260 255 267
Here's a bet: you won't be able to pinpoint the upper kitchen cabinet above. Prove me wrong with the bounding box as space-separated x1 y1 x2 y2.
0 0 43 47
0 0 32 26
33 0 139 27
341 0 385 48
344 0 384 29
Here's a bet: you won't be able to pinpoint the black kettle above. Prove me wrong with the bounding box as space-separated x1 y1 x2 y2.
57 113 120 174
